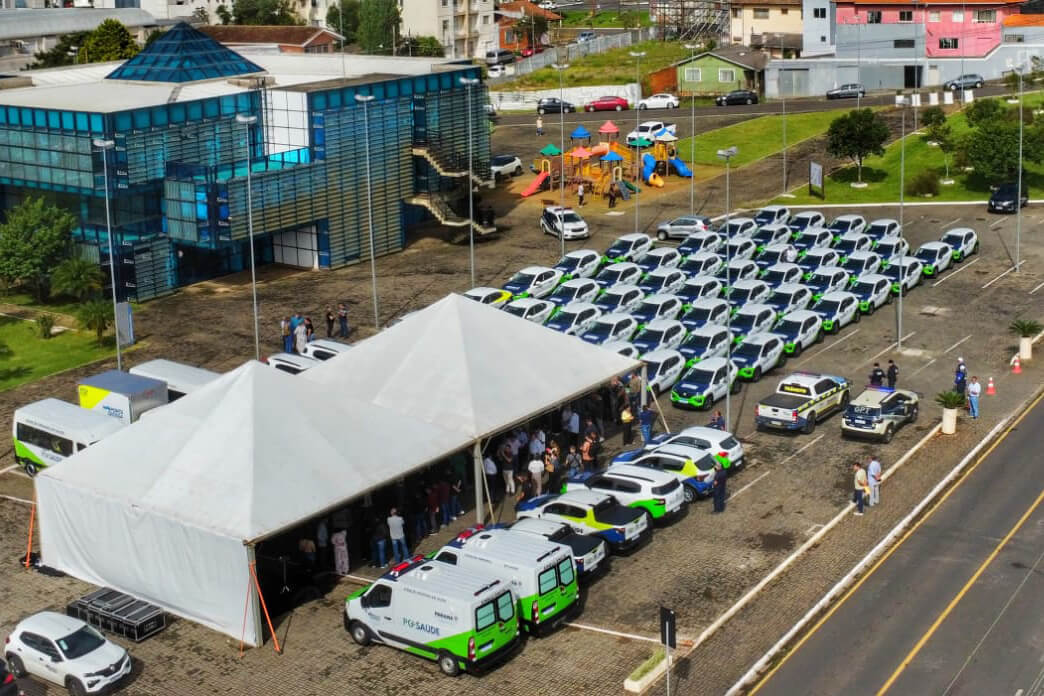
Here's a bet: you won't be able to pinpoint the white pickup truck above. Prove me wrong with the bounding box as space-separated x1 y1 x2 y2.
625 120 677 146
755 371 850 434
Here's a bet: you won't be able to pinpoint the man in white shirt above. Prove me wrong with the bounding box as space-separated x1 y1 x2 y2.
967 375 982 419
528 457 546 496
483 456 500 503
386 508 407 564
866 456 882 506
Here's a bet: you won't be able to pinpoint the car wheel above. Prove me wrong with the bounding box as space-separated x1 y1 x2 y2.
730 379 742 395
753 366 762 381
972 241 979 255
513 166 522 176
909 404 919 423
955 251 964 263
882 424 895 444
67 677 88 696
792 342 803 357
615 105 622 111
657 230 667 241
438 651 461 677
23 460 36 477
853 311 861 323
6 654 26 678
538 108 545 115
802 411 817 434
887 293 894 305
815 329 825 344
587 106 594 112
639 103 646 110
866 303 875 315
976 81 983 89
683 485 697 504
746 98 753 105
349 620 372 646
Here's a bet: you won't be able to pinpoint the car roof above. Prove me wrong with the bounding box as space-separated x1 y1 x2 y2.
726 258 755 268
869 218 899 226
687 323 729 337
546 205 577 214
741 331 786 345
604 340 638 356
646 247 677 256
508 297 548 309
854 273 890 284
512 517 569 535
736 302 774 315
18 611 85 637
617 233 650 242
774 282 810 293
603 463 675 484
268 353 321 367
605 261 642 271
519 265 555 274
690 355 730 370
819 290 857 301
727 216 755 225
605 282 642 295
684 274 719 286
838 231 870 240
645 443 700 459
688 296 727 309
465 286 504 297
759 223 790 231
561 300 599 313
834 214 863 221
794 210 822 218
646 267 681 278
942 227 975 236
643 318 683 330
760 205 787 212
805 247 836 257
779 309 819 321
919 241 949 250
566 248 598 258
558 489 612 506
308 338 352 352
766 262 801 271
642 293 682 304
561 277 597 288
642 348 684 362
733 278 767 289
597 312 635 324
847 250 878 260
851 386 918 406
811 265 846 275
677 424 732 441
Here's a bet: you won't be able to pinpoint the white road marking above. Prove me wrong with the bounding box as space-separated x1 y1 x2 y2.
798 329 862 364
0 464 17 474
863 332 917 366
345 573 379 584
0 494 34 505
1030 279 1044 295
982 262 1027 289
944 335 973 354
990 218 1007 229
729 469 773 500
780 435 826 467
805 523 824 536
566 622 662 644
911 358 938 377
941 217 962 228
932 257 981 286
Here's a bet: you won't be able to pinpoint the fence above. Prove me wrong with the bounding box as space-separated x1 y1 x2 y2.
487 28 653 83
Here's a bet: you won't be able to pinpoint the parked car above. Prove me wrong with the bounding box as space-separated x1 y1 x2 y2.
300 338 352 361
626 120 676 146
463 286 512 309
485 49 515 66
841 386 920 443
586 95 629 112
987 182 1028 213
677 324 732 367
679 297 731 332
484 103 498 119
490 154 523 178
593 283 644 314
579 313 639 346
760 262 803 288
875 237 910 265
504 298 556 324
594 262 643 289
826 83 865 99
487 64 507 78
641 349 687 394
545 301 602 336
677 230 723 256
547 278 600 308
753 205 791 227
944 73 984 91
638 268 687 296
828 214 867 240
502 266 563 299
554 248 602 280
537 97 575 114
881 256 924 296
940 227 979 261
636 247 683 274
680 251 725 277
265 352 321 375
541 206 590 240
716 90 759 106
639 93 680 109
658 216 712 241
788 211 825 235
604 233 654 264
677 275 724 306
914 241 954 276
865 218 902 242
576 30 596 43
538 0 558 8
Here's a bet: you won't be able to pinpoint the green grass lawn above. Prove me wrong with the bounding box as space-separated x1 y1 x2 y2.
777 95 1044 205
0 316 115 392
0 292 84 319
495 40 691 91
559 10 652 27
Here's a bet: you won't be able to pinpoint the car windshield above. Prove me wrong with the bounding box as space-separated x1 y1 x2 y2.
767 291 794 309
681 258 711 274
752 229 778 245
682 366 716 386
776 318 803 336
635 301 660 317
852 281 877 296
549 311 579 327
508 271 537 285
730 287 756 303
732 314 761 332
842 259 866 274
681 334 712 351
606 242 630 257
868 223 891 237
643 359 662 374
942 233 963 246
790 216 815 231
754 210 777 225
815 299 843 314
585 322 617 339
562 212 583 224
794 233 823 250
718 266 747 284
829 219 851 233
637 328 667 344
915 248 937 263
504 304 529 318
672 218 696 227
596 267 624 283
808 273 835 290
556 255 581 271
56 625 106 660
724 221 747 235
683 306 715 322
835 239 862 254
882 264 905 281
734 342 763 359
594 294 623 310
877 241 898 255
763 268 791 284
995 184 1017 196
551 285 580 301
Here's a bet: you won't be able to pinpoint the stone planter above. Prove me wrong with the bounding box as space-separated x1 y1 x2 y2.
851 181 869 189
941 407 957 434
1020 336 1032 360
941 178 955 185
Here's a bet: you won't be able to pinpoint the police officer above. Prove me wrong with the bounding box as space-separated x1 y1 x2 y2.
711 463 728 513
869 362 886 386
886 359 899 388
954 358 967 395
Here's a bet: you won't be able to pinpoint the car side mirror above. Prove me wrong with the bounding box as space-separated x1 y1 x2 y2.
51 655 62 663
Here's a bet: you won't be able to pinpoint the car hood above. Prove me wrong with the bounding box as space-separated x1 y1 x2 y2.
675 378 711 393
502 281 529 293
75 642 128 674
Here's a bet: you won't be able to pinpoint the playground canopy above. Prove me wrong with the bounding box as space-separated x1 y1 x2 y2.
632 137 653 148
598 120 619 134
655 131 679 142
570 125 591 139
571 146 592 159
539 143 562 156
601 151 624 162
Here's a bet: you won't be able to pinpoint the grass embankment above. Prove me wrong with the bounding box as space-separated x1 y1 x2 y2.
495 40 691 91
0 316 115 392
777 94 1044 204
560 10 652 27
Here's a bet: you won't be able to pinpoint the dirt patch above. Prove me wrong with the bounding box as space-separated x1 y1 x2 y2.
754 531 796 552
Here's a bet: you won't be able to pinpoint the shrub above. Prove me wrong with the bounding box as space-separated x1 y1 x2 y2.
935 390 966 409
37 314 55 339
1009 318 1043 337
906 169 940 197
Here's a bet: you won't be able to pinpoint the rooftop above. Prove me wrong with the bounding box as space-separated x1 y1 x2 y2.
0 8 161 42
107 23 265 83
1003 12 1044 24
197 24 343 47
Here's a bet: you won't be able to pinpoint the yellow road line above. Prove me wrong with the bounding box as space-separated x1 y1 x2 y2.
748 390 1044 695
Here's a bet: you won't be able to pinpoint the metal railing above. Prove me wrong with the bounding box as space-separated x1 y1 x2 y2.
486 28 652 82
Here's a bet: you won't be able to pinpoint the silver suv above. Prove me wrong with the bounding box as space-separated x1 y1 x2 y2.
841 386 919 442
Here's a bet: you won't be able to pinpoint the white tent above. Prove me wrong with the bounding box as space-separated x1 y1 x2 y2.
35 361 471 647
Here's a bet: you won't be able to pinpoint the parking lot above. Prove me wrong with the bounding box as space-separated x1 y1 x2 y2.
1 142 1043 695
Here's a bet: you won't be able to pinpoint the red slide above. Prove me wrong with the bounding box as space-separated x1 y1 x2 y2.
520 171 549 197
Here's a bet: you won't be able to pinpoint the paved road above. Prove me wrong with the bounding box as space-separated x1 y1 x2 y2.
750 391 1044 696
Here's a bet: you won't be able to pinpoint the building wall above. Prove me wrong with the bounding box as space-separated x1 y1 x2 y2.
835 3 1015 57
802 0 835 54
677 55 755 94
400 0 498 59
730 4 804 45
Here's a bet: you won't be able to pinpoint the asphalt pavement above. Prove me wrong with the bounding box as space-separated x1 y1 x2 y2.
749 391 1044 696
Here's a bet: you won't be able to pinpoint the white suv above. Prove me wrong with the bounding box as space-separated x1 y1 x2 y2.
541 206 590 240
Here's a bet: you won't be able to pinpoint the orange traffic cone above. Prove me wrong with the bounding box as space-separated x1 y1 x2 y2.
1012 355 1022 374
986 377 996 395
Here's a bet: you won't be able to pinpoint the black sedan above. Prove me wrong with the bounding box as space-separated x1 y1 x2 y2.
826 83 865 99
716 90 758 106
987 182 1029 213
537 97 575 114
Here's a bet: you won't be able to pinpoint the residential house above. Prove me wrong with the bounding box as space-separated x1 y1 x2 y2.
676 46 768 95
496 0 561 54
399 0 499 60
729 0 804 55
198 25 343 54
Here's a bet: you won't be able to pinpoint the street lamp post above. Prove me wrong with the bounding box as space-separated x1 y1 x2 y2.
355 94 380 329
630 50 645 235
717 146 737 431
460 77 480 287
552 61 569 257
92 138 122 371
1016 65 1024 273
897 96 908 350
684 43 699 215
235 114 261 361
777 33 788 195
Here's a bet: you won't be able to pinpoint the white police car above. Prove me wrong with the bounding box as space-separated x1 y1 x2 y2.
677 324 731 367
797 248 841 278
553 249 602 280
812 291 861 333
547 278 600 308
866 218 902 242
828 214 867 239
545 301 602 335
636 247 682 274
849 273 892 314
731 303 777 344
721 216 757 238
754 205 791 227
716 258 760 288
604 233 654 264
642 349 686 394
670 355 741 411
463 286 512 308
774 309 823 357
677 230 724 257
806 266 851 300
882 255 924 295
541 206 590 240
755 243 799 270
793 227 834 254
604 340 641 359
788 211 825 236
679 251 725 277
751 224 792 253
565 464 686 523
677 275 723 305
765 283 814 318
631 294 685 327
504 298 556 324
579 313 639 345
875 237 910 265
914 241 954 276
638 268 687 296
625 446 718 500
632 319 687 355
761 262 804 288
731 332 786 381
726 278 772 308
940 227 979 261
594 261 643 289
593 283 645 314
515 490 650 554
625 428 744 470
833 232 874 262
679 297 730 332
503 266 563 299
841 251 882 280
725 237 758 261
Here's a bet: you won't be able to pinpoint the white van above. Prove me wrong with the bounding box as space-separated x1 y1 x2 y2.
344 556 520 676
433 528 580 636
12 399 125 475
129 359 220 401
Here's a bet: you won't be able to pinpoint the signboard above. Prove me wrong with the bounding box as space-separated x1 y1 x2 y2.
809 161 825 199
659 606 676 649
115 301 135 348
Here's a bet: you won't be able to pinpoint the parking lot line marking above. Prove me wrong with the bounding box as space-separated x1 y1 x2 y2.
565 622 662 644
344 573 378 585
0 464 17 474
1030 280 1044 295
0 494 33 505
729 469 772 500
990 218 1007 229
932 257 981 286
982 262 1027 289
911 358 937 377
797 329 861 365
805 523 824 536
863 332 917 367
941 217 962 228
780 435 825 467
944 335 973 355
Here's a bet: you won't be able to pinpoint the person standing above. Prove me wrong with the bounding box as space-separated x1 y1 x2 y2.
627 373 643 413
437 477 452 528
954 358 968 395
387 508 408 564
565 445 582 476
536 115 544 136
639 404 656 443
483 454 500 503
869 362 885 386
620 403 635 445
528 454 545 496
886 359 899 389
580 432 596 471
450 473 464 518
304 316 315 343
338 303 349 338
280 316 292 353
711 463 728 513
967 376 982 419
566 407 581 450
709 410 725 430
608 184 617 209
852 462 869 516
501 444 516 498
325 308 335 338
370 517 388 568
331 528 349 575
577 181 585 207
316 517 330 571
294 320 308 354
866 456 882 507
426 485 440 533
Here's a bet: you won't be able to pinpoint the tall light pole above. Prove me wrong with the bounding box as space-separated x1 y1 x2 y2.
777 33 788 195
717 146 737 431
234 114 261 361
896 96 908 350
552 61 569 258
355 94 380 330
1016 64 1024 273
684 43 699 215
630 50 645 235
461 77 479 287
92 138 122 371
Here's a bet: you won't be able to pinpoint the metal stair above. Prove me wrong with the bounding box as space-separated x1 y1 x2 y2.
406 193 497 237
411 146 493 189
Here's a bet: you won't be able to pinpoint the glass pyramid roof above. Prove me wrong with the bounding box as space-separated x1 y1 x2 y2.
106 22 265 84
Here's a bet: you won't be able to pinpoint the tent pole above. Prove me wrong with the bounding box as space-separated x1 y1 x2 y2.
640 364 648 408
239 567 255 657
24 500 35 569
650 385 669 435
473 440 484 525
248 554 282 654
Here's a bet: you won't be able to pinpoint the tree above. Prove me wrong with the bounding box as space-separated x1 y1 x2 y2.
964 98 1005 129
619 10 641 29
960 120 1043 181
826 108 890 184
144 29 164 47
921 106 953 179
216 4 233 24
25 31 88 70
0 197 75 301
50 258 104 302
77 19 140 64
77 300 114 344
920 106 945 133
232 0 302 25
357 0 400 54
399 35 444 57
192 6 210 22
326 0 361 44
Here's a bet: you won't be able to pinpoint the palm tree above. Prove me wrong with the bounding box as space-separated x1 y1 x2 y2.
77 300 113 344
51 258 103 301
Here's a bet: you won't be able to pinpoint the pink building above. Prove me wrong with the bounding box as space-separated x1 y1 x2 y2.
835 0 1024 57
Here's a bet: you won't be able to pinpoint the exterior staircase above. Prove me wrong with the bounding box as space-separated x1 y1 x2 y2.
411 145 493 189
405 193 497 238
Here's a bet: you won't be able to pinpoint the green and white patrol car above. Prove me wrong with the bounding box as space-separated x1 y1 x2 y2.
565 464 686 522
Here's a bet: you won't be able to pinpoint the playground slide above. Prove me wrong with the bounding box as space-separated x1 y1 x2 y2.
590 143 609 156
669 157 693 177
622 180 639 194
520 171 549 198
618 182 631 200
641 153 657 184
648 172 665 188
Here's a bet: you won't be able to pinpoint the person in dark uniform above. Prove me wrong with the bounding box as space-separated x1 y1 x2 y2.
712 463 728 513
869 362 885 386
886 359 899 388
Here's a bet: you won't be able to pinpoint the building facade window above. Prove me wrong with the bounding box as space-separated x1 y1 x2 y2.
821 35 826 41
939 37 959 49
684 67 702 82
732 8 741 17
1004 33 1025 42
813 7 826 18
781 7 788 14
482 14 490 24
867 10 882 23
754 8 769 18
974 9 996 22
894 39 914 48
952 10 964 21
898 10 913 22
928 10 940 21
719 68 735 82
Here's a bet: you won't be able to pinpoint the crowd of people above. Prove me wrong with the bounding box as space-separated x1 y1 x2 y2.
278 305 350 353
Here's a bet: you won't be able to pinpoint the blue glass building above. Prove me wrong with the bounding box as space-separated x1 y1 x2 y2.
0 23 490 300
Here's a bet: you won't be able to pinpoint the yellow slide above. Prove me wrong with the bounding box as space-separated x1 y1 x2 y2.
647 172 665 188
